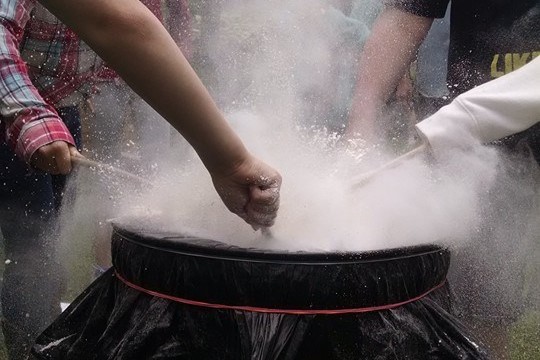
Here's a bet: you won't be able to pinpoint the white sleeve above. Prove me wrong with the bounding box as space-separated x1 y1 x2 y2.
416 56 540 153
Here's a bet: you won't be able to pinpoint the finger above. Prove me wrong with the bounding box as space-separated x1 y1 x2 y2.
215 183 250 220
69 145 82 158
246 188 279 226
54 143 73 175
225 191 250 216
248 202 280 216
30 141 76 175
245 210 276 228
254 173 282 190
31 147 58 174
249 186 280 213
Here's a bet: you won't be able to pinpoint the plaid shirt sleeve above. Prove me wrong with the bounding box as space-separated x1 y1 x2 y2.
0 0 74 163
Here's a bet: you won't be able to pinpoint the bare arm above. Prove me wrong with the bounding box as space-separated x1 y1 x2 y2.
37 0 281 227
346 7 433 141
40 0 246 174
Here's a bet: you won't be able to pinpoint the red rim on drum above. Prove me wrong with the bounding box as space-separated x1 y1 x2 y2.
111 223 450 313
32 220 490 360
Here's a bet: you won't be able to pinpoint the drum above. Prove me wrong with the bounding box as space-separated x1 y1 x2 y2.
32 220 489 360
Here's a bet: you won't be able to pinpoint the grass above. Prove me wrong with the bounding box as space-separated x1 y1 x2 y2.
508 311 540 360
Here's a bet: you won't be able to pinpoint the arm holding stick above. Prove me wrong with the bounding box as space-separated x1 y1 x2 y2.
416 56 540 156
36 0 281 228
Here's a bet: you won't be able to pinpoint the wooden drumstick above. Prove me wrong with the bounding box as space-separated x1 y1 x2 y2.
72 154 153 186
260 227 273 239
351 144 427 190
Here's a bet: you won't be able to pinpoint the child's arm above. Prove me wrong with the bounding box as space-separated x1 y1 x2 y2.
0 0 75 170
36 0 281 227
416 56 540 155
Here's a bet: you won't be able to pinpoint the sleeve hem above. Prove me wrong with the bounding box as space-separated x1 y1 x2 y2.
16 118 76 163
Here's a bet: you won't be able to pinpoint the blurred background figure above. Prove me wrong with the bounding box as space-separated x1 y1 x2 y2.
198 0 395 139
296 0 383 134
413 4 451 120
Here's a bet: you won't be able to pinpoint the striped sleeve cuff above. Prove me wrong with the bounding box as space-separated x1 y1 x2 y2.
15 116 75 163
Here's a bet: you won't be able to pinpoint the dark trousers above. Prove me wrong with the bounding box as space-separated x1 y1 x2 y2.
0 106 81 359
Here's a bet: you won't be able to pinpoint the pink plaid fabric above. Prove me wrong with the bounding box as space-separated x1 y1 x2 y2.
0 0 73 162
0 0 191 162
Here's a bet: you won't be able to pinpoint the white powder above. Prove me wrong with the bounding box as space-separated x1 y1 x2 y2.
114 109 506 252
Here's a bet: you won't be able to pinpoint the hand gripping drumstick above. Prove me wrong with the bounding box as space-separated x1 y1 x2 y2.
74 154 275 235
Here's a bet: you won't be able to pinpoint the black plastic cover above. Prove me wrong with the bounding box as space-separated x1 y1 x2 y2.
32 222 490 359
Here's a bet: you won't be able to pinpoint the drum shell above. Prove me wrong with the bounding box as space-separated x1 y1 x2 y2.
32 222 490 360
111 224 451 311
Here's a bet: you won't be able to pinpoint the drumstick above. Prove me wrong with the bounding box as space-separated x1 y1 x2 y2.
261 227 273 239
351 143 427 190
72 154 153 186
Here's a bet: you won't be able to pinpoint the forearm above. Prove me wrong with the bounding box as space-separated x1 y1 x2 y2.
417 56 540 147
40 0 249 174
348 8 432 135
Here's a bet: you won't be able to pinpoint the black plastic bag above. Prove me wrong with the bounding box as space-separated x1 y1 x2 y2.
32 222 490 360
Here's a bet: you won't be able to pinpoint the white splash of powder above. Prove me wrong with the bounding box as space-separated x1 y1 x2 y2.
117 110 503 252
61 0 534 255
